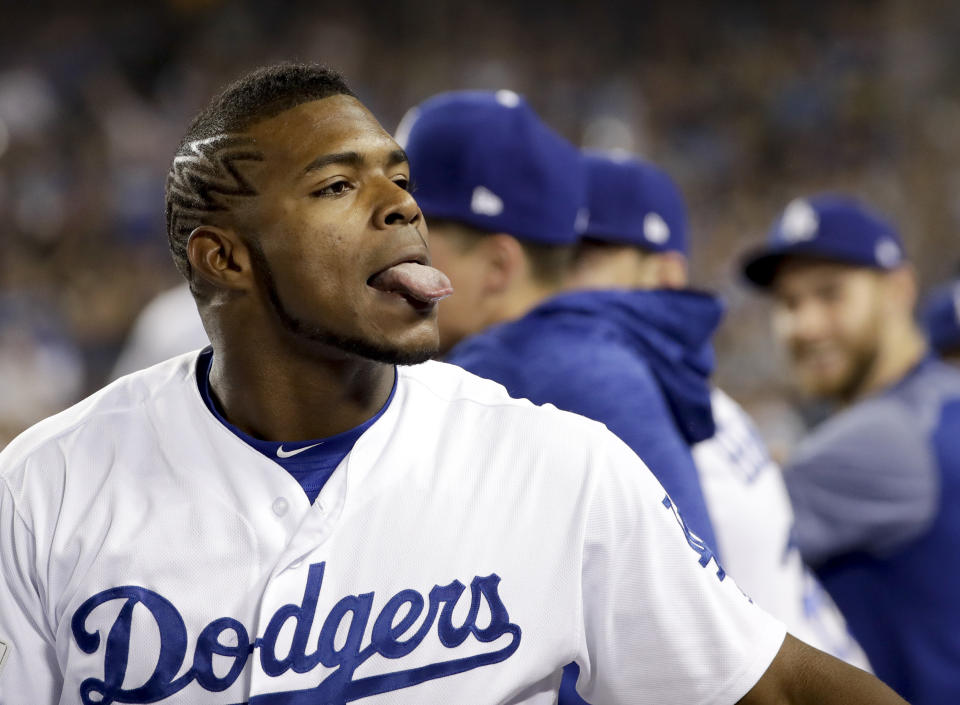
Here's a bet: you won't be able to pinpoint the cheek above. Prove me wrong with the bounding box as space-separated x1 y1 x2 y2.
438 270 484 323
428 239 462 281
771 307 796 345
834 292 880 347
277 215 350 280
429 242 485 299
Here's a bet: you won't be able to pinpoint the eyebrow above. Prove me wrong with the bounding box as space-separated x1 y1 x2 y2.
303 148 409 174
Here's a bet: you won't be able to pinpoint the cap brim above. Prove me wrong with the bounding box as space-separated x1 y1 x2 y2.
740 248 790 289
740 244 899 290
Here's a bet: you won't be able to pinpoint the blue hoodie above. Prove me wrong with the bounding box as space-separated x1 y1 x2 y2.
446 288 722 550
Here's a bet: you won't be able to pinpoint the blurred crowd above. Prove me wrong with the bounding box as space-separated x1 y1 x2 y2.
2 0 959 445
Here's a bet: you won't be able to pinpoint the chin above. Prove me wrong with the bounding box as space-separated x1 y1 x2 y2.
351 327 440 366
275 304 439 365
797 369 853 401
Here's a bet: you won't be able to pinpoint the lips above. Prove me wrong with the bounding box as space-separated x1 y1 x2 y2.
367 260 453 304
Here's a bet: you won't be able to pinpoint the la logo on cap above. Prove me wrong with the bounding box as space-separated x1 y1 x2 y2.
495 89 521 107
780 198 819 242
643 212 670 245
471 186 504 216
874 238 901 267
575 208 590 234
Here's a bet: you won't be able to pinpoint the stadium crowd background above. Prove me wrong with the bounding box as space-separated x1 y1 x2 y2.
1 0 958 447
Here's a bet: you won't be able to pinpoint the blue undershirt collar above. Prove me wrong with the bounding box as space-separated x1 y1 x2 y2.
196 347 396 503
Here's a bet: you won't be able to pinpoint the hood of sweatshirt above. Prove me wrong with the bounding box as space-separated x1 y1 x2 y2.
523 288 724 443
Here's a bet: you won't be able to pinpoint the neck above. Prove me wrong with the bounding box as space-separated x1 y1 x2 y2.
496 279 562 324
207 323 395 442
843 322 928 405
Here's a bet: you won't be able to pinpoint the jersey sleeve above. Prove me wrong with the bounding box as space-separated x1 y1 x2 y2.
0 477 60 704
784 398 939 566
573 430 786 705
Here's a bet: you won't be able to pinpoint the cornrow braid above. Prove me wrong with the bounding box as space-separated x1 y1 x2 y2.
165 63 353 282
165 136 263 279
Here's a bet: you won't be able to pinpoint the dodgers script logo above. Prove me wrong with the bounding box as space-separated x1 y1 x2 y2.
70 562 521 704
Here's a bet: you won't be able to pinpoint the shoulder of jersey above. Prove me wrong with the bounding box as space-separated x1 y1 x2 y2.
0 351 199 478
401 359 613 435
404 358 599 410
398 361 626 489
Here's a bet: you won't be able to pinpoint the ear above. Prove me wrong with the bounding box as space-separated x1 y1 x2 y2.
480 233 527 295
655 251 690 289
884 264 918 313
186 225 254 292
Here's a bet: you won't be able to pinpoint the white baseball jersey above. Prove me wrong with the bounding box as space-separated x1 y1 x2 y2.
0 353 785 704
692 388 870 670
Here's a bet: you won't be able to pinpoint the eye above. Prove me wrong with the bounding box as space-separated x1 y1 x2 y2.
312 180 353 198
393 176 416 193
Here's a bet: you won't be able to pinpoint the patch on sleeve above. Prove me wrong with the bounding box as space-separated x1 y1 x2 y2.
0 639 10 677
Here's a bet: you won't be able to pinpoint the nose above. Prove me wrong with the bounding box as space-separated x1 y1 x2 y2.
373 181 422 230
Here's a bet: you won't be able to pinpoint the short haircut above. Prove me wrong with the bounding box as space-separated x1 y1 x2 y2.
574 237 653 260
430 219 574 285
165 63 354 283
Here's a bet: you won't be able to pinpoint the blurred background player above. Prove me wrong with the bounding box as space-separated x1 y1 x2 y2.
110 282 207 378
568 151 869 670
741 194 960 704
398 90 718 554
919 277 960 365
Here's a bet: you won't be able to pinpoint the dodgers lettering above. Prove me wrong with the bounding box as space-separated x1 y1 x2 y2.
70 562 522 704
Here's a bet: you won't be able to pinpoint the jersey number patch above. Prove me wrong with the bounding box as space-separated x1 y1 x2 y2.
662 495 726 581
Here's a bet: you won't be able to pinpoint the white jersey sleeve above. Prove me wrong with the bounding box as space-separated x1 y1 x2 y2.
692 388 870 670
0 474 60 704
574 428 786 704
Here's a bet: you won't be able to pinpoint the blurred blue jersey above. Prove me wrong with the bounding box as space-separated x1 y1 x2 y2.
786 355 960 704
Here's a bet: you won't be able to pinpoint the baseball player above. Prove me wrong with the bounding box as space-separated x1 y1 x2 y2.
397 89 720 555
0 64 908 704
567 151 869 671
919 278 960 364
741 194 960 704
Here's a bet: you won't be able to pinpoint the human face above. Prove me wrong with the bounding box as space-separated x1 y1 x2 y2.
425 222 494 354
770 259 886 401
237 95 444 364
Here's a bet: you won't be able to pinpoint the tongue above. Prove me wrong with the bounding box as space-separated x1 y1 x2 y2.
369 262 453 303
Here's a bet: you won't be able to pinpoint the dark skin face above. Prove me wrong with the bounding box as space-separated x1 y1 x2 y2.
187 95 439 441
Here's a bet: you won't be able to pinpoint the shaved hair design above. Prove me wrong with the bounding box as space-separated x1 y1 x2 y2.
165 135 263 280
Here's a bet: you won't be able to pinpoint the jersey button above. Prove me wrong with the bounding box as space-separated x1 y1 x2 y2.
272 497 289 517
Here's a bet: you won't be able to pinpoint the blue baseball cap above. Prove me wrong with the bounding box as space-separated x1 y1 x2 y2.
741 194 906 288
581 151 688 255
920 280 960 354
395 89 587 246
